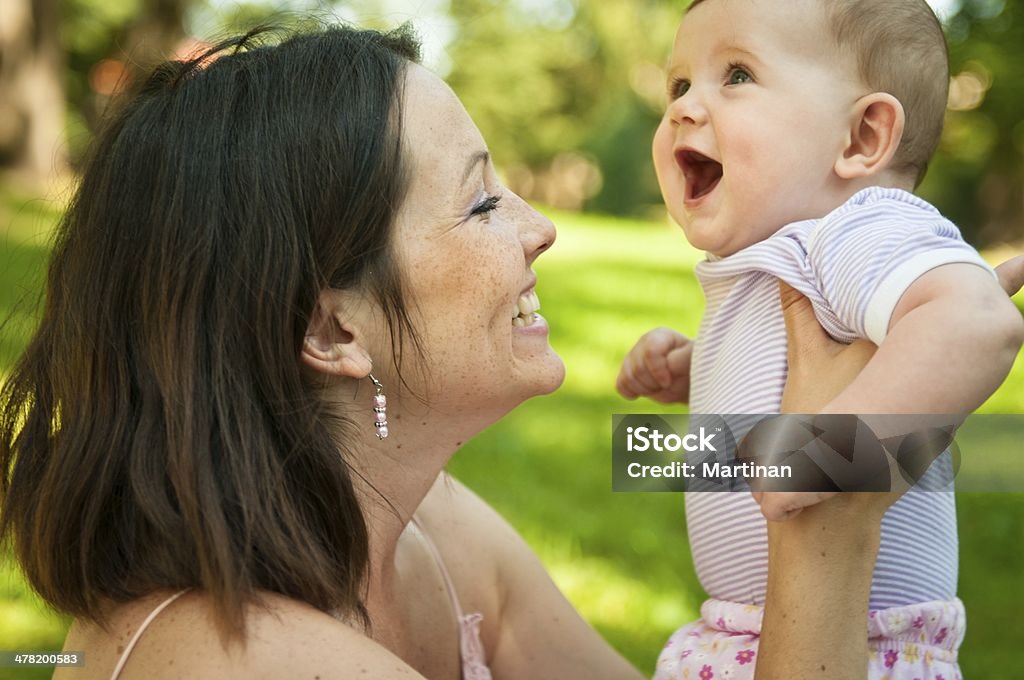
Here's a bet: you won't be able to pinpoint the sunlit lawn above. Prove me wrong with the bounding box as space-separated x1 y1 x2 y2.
2 189 1022 678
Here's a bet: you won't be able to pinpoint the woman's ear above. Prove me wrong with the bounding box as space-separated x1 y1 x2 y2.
301 292 373 379
834 93 905 181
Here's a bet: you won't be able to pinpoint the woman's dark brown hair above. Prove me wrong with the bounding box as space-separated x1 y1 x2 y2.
0 23 420 641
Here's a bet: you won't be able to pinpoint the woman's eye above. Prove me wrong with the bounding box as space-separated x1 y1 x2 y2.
726 67 753 85
470 194 502 218
669 78 691 100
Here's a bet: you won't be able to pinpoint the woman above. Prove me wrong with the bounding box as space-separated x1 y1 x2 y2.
1 25 1020 679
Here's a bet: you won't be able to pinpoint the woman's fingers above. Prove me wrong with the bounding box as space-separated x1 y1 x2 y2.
844 338 877 366
778 280 878 413
994 255 1024 298
779 281 832 366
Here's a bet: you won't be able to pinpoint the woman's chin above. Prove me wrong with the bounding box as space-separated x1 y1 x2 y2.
535 356 566 396
505 352 566 404
531 349 566 393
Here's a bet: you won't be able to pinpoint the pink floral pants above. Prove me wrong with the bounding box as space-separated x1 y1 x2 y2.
654 597 965 680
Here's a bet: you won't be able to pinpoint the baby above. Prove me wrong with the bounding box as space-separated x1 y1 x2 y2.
616 0 1024 677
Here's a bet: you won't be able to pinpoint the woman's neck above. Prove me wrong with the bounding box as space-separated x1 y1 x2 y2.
342 395 491 590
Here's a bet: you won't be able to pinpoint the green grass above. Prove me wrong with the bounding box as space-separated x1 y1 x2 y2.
0 189 67 680
1 191 1022 678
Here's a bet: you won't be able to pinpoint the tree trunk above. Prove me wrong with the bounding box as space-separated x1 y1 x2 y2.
0 0 66 190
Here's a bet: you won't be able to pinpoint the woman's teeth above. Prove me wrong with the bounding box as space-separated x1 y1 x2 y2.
513 290 540 327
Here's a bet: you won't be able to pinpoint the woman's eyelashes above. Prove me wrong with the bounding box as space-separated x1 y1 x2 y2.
470 193 502 218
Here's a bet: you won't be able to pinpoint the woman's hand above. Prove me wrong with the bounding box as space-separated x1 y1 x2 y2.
778 281 876 414
753 283 896 678
996 254 1024 298
755 258 1024 679
765 256 1024 519
751 282 883 521
781 255 1023 415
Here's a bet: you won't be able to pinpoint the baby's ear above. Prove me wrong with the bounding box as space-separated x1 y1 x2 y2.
834 93 905 180
300 291 373 380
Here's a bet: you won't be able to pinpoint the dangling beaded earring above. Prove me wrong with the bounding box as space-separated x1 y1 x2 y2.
369 374 388 439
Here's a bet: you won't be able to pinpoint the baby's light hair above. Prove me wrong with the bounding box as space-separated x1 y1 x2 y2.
826 0 948 187
686 0 949 187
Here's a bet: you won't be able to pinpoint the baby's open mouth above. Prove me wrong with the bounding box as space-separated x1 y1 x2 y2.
677 150 723 201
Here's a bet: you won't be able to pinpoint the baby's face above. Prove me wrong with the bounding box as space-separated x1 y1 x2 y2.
653 0 865 257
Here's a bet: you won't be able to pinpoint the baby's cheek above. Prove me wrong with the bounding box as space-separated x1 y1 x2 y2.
652 118 672 148
729 134 764 171
652 121 676 170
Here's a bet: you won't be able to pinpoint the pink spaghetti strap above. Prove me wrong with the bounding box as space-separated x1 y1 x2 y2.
410 516 464 619
410 516 493 680
109 589 190 680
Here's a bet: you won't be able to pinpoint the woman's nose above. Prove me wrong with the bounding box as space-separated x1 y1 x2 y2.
512 192 555 263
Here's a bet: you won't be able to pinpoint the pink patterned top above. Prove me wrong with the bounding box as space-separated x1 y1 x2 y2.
108 518 492 680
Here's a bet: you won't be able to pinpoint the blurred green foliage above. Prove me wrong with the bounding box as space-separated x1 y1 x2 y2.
1 0 1022 676
2 191 1023 678
445 0 680 215
922 0 1024 245
43 0 1023 243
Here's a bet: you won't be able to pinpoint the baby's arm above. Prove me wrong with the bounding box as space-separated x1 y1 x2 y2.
757 262 1024 521
616 327 693 403
821 262 1023 414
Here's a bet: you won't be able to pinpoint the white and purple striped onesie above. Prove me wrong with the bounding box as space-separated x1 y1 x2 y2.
656 187 990 679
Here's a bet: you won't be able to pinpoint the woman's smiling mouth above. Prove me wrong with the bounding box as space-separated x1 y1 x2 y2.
513 289 540 327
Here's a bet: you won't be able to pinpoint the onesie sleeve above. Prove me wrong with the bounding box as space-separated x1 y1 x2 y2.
806 192 995 345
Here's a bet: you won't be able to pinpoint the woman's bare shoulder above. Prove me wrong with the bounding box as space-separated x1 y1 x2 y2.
58 590 423 680
417 472 536 586
419 473 521 552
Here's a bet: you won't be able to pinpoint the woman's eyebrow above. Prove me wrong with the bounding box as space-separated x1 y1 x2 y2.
462 150 489 184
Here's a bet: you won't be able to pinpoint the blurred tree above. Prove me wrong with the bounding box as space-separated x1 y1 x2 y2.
444 0 682 213
445 0 604 171
122 0 192 80
445 0 1023 242
574 0 683 216
6 0 1020 242
0 0 66 189
59 0 192 164
922 0 1024 245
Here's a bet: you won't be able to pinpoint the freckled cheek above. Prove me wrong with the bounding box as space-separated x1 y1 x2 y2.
417 238 517 338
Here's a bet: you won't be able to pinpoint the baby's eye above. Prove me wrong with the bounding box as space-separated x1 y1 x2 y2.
726 66 753 85
669 77 691 100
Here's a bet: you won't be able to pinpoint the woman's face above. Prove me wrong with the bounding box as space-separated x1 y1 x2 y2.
373 64 564 424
